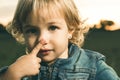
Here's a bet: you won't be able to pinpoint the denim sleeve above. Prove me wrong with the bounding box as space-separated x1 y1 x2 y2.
95 60 120 80
0 66 8 75
22 77 31 80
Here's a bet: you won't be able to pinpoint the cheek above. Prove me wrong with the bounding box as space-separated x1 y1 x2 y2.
25 37 37 50
57 31 68 43
52 38 68 57
51 32 69 49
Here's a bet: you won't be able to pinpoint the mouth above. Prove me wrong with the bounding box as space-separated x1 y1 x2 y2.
38 49 53 56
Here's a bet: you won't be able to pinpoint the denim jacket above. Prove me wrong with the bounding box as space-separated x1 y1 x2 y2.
0 43 119 80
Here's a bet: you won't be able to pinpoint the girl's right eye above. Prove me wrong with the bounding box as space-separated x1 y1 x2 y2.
25 29 37 34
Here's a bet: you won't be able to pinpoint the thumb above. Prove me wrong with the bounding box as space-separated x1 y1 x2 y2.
30 43 43 56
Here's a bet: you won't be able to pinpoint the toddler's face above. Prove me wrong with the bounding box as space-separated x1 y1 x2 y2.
22 10 73 63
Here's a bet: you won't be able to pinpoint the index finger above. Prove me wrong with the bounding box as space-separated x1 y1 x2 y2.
30 43 43 56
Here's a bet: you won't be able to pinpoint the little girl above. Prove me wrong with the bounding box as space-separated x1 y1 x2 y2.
0 0 119 80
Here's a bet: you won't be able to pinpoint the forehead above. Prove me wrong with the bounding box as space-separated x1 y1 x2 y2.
26 10 64 26
26 0 65 23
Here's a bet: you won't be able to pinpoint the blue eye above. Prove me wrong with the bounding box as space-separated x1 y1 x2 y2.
49 26 58 31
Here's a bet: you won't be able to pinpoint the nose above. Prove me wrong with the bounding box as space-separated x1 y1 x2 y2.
39 38 47 45
38 31 48 45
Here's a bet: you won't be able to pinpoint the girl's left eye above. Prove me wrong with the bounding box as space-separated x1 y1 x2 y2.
49 26 58 31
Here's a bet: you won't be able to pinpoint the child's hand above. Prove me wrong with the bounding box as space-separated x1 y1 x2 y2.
6 43 42 79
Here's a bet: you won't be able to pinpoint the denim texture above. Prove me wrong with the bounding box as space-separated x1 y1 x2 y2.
0 43 119 80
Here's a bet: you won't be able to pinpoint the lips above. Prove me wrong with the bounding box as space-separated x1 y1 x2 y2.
39 49 53 55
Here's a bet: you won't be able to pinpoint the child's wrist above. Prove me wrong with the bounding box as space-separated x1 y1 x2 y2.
0 67 21 80
6 64 24 80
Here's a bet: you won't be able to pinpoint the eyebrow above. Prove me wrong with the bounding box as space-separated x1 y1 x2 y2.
23 19 65 28
23 24 38 29
47 19 65 25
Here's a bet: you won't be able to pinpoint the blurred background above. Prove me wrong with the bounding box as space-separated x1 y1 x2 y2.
0 0 120 76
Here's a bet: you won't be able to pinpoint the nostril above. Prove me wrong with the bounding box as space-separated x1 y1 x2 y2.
40 39 47 45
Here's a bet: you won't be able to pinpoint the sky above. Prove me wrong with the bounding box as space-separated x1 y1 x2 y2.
75 0 120 24
0 0 120 30
0 0 18 25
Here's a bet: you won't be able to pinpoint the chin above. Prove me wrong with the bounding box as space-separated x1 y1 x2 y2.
41 58 56 64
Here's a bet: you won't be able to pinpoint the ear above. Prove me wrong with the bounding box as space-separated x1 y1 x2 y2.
68 29 74 39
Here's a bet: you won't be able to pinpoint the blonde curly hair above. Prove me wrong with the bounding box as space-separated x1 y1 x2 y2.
7 0 89 47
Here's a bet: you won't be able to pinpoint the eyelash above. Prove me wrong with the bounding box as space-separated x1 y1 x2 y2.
25 29 37 34
48 25 58 31
24 25 59 34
